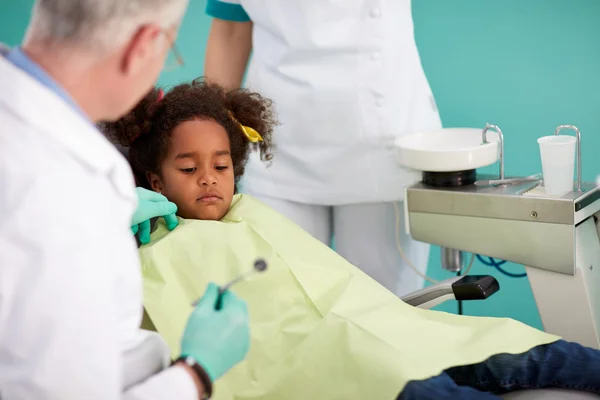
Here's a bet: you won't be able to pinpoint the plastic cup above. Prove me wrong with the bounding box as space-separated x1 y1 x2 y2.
537 135 576 196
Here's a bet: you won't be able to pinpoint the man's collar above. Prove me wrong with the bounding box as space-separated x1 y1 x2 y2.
0 48 131 181
0 44 137 202
4 45 87 118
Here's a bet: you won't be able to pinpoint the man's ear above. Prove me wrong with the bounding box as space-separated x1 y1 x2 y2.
121 24 162 76
147 172 163 193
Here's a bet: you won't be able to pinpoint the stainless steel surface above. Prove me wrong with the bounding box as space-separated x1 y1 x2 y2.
441 247 465 272
405 178 600 275
474 173 541 187
522 216 600 347
407 177 600 225
409 212 576 275
554 125 582 192
481 123 505 179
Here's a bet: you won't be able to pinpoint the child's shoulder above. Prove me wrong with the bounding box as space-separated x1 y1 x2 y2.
225 194 284 223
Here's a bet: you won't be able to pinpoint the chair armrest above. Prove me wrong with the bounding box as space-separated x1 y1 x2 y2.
401 275 500 309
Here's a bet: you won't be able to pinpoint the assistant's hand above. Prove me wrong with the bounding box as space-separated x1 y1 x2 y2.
132 187 178 244
180 283 250 382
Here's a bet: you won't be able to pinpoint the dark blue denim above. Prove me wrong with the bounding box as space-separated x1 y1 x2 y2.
398 340 600 399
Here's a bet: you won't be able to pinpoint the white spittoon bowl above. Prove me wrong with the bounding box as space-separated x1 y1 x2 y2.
394 128 501 172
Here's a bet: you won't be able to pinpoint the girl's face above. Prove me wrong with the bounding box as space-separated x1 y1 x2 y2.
149 119 235 221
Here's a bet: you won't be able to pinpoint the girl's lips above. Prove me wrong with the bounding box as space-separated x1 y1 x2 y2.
197 194 222 203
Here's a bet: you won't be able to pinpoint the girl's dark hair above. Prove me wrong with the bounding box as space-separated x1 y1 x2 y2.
100 78 276 189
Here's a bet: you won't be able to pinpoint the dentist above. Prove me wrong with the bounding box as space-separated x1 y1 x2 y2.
0 1 249 399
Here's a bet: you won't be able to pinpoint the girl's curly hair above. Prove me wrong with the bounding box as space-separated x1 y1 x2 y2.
100 78 276 189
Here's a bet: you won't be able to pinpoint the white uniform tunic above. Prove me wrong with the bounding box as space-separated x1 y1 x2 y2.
0 47 197 400
207 0 442 205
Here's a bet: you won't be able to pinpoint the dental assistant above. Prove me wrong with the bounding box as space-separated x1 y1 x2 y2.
204 0 442 296
0 1 249 399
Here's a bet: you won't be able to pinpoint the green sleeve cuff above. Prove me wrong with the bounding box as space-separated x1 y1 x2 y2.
206 0 251 22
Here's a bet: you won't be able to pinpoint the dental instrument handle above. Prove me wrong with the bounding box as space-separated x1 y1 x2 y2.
474 173 541 187
220 271 255 292
214 272 254 310
554 125 582 191
192 259 268 309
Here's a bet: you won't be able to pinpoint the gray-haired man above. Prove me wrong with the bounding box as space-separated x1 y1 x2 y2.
0 1 250 399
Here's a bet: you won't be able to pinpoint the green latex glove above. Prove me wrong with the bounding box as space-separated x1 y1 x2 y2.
181 283 250 382
132 187 178 244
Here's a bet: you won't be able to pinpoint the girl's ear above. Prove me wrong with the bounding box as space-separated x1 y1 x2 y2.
147 172 163 193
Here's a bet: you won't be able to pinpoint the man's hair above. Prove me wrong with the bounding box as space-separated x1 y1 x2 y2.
26 0 188 51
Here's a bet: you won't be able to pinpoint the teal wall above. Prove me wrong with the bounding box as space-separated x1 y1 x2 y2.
156 1 213 88
3 1 600 330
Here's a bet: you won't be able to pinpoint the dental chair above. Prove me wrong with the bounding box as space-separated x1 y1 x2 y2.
401 276 598 399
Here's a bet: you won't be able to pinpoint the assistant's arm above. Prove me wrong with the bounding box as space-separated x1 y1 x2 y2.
204 0 253 90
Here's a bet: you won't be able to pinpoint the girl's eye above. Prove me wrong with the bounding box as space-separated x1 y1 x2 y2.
216 166 229 171
180 167 196 173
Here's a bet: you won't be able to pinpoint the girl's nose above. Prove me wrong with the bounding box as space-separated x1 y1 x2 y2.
199 172 217 186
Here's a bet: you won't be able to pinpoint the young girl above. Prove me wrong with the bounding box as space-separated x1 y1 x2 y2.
102 78 275 222
102 80 600 400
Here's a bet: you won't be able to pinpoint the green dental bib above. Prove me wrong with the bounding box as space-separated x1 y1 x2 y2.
139 194 559 400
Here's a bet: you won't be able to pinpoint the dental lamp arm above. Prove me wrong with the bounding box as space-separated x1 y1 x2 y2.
401 275 500 309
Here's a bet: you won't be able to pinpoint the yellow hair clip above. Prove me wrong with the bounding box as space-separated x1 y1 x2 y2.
228 111 263 143
240 125 263 143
